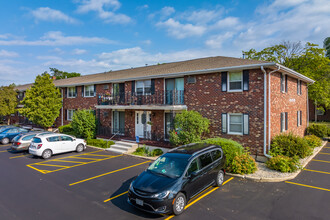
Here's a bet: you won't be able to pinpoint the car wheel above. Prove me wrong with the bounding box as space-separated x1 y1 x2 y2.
215 170 225 187
1 138 9 145
173 192 186 215
42 149 52 159
76 144 84 153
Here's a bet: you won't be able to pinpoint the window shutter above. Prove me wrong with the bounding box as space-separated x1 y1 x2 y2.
221 72 227 92
64 88 67 98
285 75 288 92
94 85 96 96
300 111 302 126
285 112 288 130
221 113 227 133
151 79 155 95
243 70 249 91
75 87 77 97
299 81 302 95
297 111 299 127
64 109 67 121
243 114 249 135
131 81 135 95
81 86 84 97
297 79 299 95
280 113 283 132
280 74 283 92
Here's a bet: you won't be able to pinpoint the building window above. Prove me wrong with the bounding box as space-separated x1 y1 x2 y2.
228 72 243 91
228 113 243 135
67 87 76 98
67 109 75 121
281 74 287 93
297 80 302 95
84 85 95 97
297 111 302 126
136 80 151 95
281 112 288 132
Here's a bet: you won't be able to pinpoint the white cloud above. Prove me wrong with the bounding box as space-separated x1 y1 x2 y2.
182 8 223 24
31 7 79 24
205 32 235 49
0 31 116 46
0 50 19 57
156 18 206 39
160 7 175 19
141 40 152 45
76 0 131 24
137 5 149 10
73 48 87 55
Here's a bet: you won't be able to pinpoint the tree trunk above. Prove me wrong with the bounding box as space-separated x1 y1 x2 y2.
7 117 10 125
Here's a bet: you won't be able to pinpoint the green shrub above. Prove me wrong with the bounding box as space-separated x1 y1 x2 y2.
151 148 163 157
170 110 210 146
306 124 328 138
71 109 96 139
266 155 301 173
304 135 322 148
132 146 163 157
87 139 114 148
58 123 76 136
270 133 312 158
203 137 244 169
229 151 257 174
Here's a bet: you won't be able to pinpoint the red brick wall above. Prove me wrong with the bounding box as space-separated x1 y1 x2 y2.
270 72 308 139
151 110 164 140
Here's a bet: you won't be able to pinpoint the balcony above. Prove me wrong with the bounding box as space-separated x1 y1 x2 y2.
96 90 186 110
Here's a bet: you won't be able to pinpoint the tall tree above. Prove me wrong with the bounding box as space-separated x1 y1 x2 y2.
19 74 62 128
243 41 330 121
42 67 81 80
324 37 330 58
0 84 17 125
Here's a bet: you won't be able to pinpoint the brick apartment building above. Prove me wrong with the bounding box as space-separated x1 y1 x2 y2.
14 56 314 156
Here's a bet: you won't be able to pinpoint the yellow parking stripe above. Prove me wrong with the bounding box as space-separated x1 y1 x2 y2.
104 191 128 203
319 152 330 155
0 150 8 153
32 163 71 168
69 160 151 186
84 154 114 157
285 181 330 192
52 159 86 164
304 169 330 175
9 154 29 159
164 177 234 220
312 159 330 164
66 156 101 161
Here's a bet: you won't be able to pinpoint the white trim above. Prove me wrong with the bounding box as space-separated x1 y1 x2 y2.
84 85 95 97
95 105 187 111
67 86 76 98
227 72 243 92
227 113 243 135
67 109 75 121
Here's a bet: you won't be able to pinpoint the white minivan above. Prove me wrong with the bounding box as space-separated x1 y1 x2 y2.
29 133 86 159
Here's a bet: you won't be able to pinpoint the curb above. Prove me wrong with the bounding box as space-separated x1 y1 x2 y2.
226 140 328 182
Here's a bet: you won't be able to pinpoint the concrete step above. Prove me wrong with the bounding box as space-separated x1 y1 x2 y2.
111 144 132 151
115 141 138 148
105 147 126 154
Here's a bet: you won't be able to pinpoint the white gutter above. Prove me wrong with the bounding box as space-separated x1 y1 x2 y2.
276 64 315 83
261 66 271 158
61 88 63 126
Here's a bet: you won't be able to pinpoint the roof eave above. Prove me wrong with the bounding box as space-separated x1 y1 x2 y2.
275 64 315 83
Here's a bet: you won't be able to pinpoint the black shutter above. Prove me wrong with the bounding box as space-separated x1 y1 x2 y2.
300 111 302 126
243 114 249 135
131 81 135 95
299 81 302 95
75 87 77 97
94 85 96 96
64 88 67 98
221 72 227 92
243 70 249 91
297 79 299 94
297 111 299 127
151 79 155 95
280 74 283 92
81 86 84 97
280 113 283 132
285 75 288 92
221 113 227 133
285 112 288 130
64 109 67 121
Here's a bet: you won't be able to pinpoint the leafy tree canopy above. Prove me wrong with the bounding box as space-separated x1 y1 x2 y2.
19 74 62 128
243 41 330 109
42 67 81 80
0 84 17 124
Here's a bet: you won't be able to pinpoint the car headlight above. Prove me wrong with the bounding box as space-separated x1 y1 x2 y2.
129 182 134 191
151 191 170 199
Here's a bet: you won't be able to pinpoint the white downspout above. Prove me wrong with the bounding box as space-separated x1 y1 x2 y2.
61 88 64 126
261 66 271 158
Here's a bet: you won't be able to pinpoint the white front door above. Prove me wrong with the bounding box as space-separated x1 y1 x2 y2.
135 111 151 138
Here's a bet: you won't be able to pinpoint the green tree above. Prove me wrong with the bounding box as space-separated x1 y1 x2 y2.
71 109 96 139
243 41 330 119
0 84 18 125
324 37 330 58
170 110 210 146
19 74 62 128
42 67 81 80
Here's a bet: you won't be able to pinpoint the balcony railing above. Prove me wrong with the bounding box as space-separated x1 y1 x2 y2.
98 90 184 106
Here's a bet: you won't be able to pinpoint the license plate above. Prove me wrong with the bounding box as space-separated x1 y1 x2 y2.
136 198 143 206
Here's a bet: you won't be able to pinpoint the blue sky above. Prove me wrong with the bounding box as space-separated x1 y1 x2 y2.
1 0 329 86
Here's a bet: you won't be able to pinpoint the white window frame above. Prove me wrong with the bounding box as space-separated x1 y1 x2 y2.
281 74 287 93
136 80 151 95
281 112 287 132
227 72 243 92
67 87 76 98
297 110 302 126
297 80 302 95
67 109 75 121
84 85 95 97
227 113 243 135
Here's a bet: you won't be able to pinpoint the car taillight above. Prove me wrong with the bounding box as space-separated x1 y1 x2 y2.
37 144 43 149
16 142 21 146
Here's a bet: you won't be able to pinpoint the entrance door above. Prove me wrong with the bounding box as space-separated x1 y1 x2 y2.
113 111 125 134
165 78 184 104
135 111 151 138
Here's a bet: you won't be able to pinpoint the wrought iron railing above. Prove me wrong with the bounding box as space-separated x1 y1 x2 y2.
97 90 184 106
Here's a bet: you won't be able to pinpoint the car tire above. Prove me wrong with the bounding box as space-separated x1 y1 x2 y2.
1 138 9 145
173 192 186 215
215 170 225 187
76 144 84 153
42 149 52 159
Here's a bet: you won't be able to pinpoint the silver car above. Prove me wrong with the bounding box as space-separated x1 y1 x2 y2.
11 132 52 151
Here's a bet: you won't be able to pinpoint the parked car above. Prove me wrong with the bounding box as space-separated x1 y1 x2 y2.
128 143 226 215
0 127 28 144
0 125 16 133
29 133 86 159
11 132 52 151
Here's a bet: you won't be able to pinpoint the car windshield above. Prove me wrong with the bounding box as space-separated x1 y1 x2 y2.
12 134 23 142
147 155 189 178
32 137 42 143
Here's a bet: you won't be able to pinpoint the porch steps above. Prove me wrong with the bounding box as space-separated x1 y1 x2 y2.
106 141 138 154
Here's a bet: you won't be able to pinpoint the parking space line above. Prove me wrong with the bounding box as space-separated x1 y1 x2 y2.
312 159 330 164
164 177 234 220
285 181 330 192
104 191 128 203
66 156 101 161
52 159 86 164
32 163 71 168
69 160 151 186
0 150 8 153
84 154 114 157
319 152 330 155
304 169 330 175
9 154 29 159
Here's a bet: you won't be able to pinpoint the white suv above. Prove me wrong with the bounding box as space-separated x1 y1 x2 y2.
29 133 86 159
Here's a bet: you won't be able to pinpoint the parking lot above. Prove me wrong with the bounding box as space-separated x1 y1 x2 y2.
0 142 329 220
